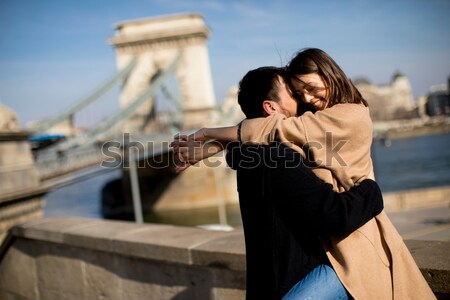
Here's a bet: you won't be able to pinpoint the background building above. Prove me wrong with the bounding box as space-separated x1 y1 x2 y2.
354 72 416 121
425 81 450 117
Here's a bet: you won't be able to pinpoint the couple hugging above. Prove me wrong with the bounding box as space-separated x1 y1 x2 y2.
171 48 435 300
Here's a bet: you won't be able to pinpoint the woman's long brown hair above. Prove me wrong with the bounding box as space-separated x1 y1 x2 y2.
287 48 368 108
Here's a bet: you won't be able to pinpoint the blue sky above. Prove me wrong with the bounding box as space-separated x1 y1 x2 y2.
1 0 449 127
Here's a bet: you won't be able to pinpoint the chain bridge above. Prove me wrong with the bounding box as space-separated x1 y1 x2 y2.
29 14 242 191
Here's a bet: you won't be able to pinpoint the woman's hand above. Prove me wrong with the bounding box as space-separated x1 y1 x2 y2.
171 134 203 172
170 124 241 172
171 132 225 173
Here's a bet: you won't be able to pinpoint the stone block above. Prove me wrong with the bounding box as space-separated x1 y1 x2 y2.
113 224 233 264
0 238 38 300
63 218 150 252
384 186 450 212
191 231 246 271
35 241 86 300
12 217 100 244
0 198 44 242
0 140 34 168
114 254 212 300
81 249 121 300
210 268 246 300
0 138 39 195
211 286 245 300
0 166 39 194
405 239 450 296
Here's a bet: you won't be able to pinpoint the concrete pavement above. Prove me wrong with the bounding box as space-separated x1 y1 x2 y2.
387 205 450 241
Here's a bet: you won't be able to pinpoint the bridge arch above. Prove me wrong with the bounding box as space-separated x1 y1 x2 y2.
109 13 218 133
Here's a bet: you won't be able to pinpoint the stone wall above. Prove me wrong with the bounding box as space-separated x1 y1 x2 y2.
0 217 448 300
0 131 50 243
383 185 450 212
0 132 40 194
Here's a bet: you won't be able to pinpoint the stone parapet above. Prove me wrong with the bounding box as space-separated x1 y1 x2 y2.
0 217 448 300
383 185 450 212
0 130 50 244
0 132 39 194
406 239 450 298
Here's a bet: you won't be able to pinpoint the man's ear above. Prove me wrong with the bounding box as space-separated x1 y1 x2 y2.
262 100 278 116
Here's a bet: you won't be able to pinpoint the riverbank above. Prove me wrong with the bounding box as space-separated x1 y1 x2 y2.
385 122 450 139
373 117 450 140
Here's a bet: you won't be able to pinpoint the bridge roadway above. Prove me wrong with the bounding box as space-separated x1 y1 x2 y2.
37 131 179 188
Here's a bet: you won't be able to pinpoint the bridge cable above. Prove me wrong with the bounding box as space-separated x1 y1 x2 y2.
28 57 137 133
51 51 183 152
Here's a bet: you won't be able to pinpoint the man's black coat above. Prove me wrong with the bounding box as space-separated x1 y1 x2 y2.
226 142 383 300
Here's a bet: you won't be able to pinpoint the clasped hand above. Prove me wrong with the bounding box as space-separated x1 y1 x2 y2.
170 128 208 173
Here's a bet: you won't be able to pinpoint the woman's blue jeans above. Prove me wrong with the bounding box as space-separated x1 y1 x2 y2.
281 264 349 300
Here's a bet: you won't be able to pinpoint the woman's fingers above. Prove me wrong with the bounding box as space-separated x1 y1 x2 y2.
177 147 188 162
172 140 189 148
171 135 187 146
172 134 195 172
172 132 205 172
173 133 188 141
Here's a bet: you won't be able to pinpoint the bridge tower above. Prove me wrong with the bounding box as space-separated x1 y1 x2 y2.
109 13 217 133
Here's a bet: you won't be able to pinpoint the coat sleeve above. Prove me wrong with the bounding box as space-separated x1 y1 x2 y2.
268 151 383 237
241 104 374 191
240 104 368 147
239 113 308 145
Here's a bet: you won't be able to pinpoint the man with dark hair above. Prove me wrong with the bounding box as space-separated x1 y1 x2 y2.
172 66 383 299
237 66 299 118
173 66 300 172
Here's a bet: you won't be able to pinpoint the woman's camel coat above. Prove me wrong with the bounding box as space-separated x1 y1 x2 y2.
240 104 435 300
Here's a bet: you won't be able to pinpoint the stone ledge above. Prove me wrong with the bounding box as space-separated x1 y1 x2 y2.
405 239 450 296
3 217 449 298
191 233 245 271
0 185 51 204
0 131 33 142
8 217 242 267
383 186 450 212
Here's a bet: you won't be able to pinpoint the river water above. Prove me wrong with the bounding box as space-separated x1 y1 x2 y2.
372 132 450 192
45 132 450 225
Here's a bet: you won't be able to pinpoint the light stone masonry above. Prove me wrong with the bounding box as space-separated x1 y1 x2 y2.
109 13 218 133
0 131 51 244
0 217 447 300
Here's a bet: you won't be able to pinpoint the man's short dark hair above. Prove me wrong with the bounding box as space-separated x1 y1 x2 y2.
237 66 287 119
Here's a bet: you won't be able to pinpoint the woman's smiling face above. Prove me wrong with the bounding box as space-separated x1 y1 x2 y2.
291 73 329 111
